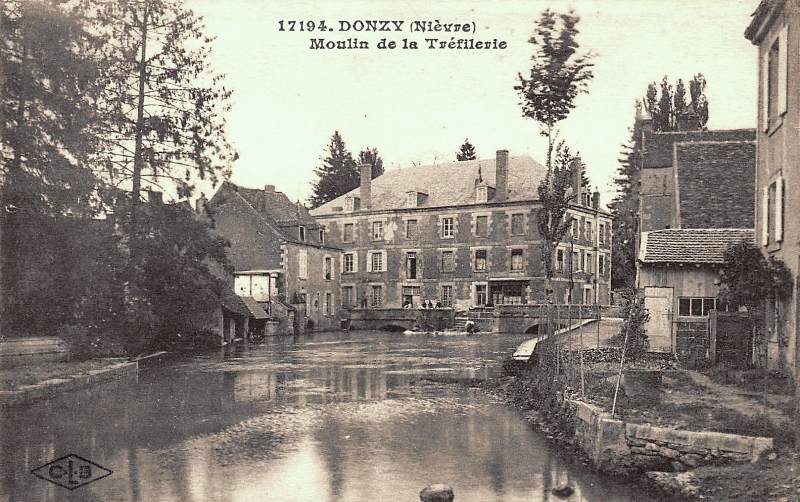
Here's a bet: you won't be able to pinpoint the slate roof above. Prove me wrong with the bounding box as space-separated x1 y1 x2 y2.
675 141 756 228
310 155 547 216
642 129 756 168
236 185 318 227
640 229 755 264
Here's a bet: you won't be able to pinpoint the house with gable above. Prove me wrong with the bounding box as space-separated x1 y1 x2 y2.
309 150 613 310
746 0 800 377
635 111 757 355
205 182 343 333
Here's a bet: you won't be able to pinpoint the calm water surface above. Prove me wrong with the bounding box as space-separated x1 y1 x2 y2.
1 331 645 501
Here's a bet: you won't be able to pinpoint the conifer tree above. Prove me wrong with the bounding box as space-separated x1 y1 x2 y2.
358 147 384 178
309 131 359 208
456 139 477 161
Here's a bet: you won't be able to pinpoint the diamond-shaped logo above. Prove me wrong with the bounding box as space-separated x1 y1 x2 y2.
31 454 112 490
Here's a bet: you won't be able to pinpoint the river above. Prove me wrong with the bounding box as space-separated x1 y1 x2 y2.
0 331 645 501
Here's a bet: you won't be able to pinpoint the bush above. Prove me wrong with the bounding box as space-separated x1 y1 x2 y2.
608 291 650 364
60 324 126 360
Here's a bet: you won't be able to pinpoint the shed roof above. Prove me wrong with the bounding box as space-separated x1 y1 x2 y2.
640 228 755 264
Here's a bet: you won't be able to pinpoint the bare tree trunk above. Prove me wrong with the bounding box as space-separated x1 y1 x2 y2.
131 2 149 231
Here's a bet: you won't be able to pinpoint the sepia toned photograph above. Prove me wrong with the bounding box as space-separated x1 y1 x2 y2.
0 0 798 500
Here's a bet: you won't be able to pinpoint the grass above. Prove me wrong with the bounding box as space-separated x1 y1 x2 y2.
0 358 127 391
702 365 794 396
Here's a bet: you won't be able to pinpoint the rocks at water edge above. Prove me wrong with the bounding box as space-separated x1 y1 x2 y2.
419 484 454 502
552 482 574 498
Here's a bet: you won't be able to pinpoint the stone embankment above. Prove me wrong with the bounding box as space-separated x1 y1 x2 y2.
570 400 773 475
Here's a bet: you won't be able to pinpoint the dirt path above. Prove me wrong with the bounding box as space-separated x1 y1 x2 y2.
686 371 793 426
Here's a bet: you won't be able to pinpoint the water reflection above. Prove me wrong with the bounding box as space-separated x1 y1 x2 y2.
1 331 644 502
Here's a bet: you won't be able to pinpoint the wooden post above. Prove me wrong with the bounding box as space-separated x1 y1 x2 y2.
579 305 585 399
611 320 631 417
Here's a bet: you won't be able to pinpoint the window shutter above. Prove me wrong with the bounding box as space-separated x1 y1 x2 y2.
353 253 358 273
761 52 770 131
776 176 784 242
762 185 770 246
779 25 788 115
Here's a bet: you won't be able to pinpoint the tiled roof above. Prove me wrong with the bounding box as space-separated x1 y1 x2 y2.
237 185 317 227
310 155 547 216
675 141 755 228
642 129 756 168
219 283 252 316
240 296 270 320
640 229 755 264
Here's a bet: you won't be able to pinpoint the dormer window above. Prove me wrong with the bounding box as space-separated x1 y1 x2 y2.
299 225 306 242
406 191 418 208
345 196 361 212
476 186 488 203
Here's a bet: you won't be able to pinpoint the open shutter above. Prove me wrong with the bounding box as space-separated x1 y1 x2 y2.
775 177 784 242
762 185 770 246
779 25 788 115
762 52 770 131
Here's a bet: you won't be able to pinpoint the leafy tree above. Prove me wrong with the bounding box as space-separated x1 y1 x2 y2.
456 138 477 161
719 240 793 311
515 9 594 301
644 74 709 132
86 0 237 228
358 147 384 178
309 131 359 208
609 289 650 364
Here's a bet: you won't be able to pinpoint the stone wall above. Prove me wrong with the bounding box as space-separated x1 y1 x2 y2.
347 308 454 331
569 400 773 475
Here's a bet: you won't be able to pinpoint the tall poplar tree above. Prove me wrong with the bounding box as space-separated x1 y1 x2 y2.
515 9 594 301
309 131 359 208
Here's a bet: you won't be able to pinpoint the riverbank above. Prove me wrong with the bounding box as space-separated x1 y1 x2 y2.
485 369 798 501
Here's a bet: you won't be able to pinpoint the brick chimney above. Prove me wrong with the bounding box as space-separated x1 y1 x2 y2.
495 150 508 201
359 162 372 210
195 192 208 214
572 159 584 205
264 184 275 193
147 190 162 205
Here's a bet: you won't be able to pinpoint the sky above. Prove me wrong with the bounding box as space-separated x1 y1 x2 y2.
191 0 759 209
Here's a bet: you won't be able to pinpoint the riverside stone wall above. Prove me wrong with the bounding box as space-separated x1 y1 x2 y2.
569 400 773 475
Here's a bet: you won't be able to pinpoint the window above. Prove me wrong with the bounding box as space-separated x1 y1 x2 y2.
345 196 354 212
440 250 455 272
441 217 454 238
583 287 593 305
406 252 418 279
402 286 421 307
475 215 488 237
476 186 487 203
343 253 356 273
585 252 593 274
763 177 785 246
572 219 578 239
599 223 606 245
584 221 592 241
406 191 417 207
372 221 384 240
511 213 524 235
299 226 306 242
319 228 325 244
371 286 382 307
325 292 332 315
679 297 718 317
441 285 453 307
298 250 308 279
475 284 487 306
556 249 564 273
342 286 354 307
598 254 605 276
343 223 354 243
405 219 418 239
510 249 524 271
572 251 580 272
370 251 384 272
324 257 332 280
763 25 788 132
474 249 487 271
